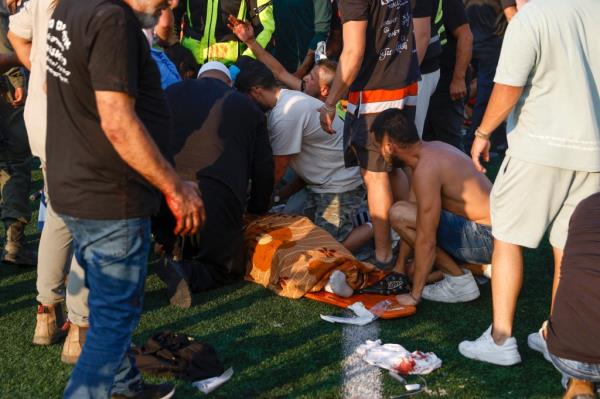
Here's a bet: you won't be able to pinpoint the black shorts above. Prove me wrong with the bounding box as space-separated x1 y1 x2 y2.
343 106 416 172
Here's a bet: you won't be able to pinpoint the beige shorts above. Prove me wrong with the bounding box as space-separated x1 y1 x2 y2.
491 156 600 249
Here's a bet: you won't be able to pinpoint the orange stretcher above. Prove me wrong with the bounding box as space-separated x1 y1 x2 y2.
304 291 417 320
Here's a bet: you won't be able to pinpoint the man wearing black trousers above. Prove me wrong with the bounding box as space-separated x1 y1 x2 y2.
155 62 274 308
423 0 473 151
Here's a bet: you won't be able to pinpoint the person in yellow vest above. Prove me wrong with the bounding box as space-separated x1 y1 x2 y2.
173 0 274 66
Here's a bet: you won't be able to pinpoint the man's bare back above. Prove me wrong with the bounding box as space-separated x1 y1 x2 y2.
413 141 492 225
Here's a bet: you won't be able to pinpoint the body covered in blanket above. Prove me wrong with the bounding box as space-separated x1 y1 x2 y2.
243 214 391 299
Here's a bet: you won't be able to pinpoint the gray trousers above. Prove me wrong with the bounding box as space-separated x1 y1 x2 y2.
36 173 89 325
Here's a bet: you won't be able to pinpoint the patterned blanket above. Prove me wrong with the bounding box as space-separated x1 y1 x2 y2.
243 214 385 299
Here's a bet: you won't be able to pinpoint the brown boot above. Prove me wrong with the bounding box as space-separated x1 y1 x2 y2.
2 220 37 267
33 303 66 345
61 322 88 364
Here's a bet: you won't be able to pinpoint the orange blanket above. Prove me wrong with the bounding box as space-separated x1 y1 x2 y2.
243 214 384 299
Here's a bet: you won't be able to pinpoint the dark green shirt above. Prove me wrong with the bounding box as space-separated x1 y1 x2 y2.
272 0 331 72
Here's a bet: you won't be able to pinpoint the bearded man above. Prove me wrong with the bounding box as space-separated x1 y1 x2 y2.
46 0 205 397
372 108 493 307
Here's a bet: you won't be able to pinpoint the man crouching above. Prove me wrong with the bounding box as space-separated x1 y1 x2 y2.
373 109 493 306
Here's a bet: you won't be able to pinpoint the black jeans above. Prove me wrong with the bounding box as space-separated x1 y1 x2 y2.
467 51 507 152
423 85 465 152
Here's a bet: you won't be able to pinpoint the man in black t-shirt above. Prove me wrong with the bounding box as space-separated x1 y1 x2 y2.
423 0 473 151
46 0 205 397
464 0 514 154
154 62 274 308
319 0 421 271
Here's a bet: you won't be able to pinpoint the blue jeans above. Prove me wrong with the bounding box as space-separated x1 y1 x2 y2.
437 210 493 265
61 216 151 399
467 52 507 151
551 354 600 383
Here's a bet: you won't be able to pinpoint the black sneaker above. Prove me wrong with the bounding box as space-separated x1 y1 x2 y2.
155 256 192 309
357 272 410 295
112 383 175 399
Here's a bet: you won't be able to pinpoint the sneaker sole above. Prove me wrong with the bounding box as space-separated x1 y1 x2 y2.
422 288 480 303
458 344 522 366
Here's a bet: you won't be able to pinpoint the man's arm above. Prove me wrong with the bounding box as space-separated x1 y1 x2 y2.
95 91 205 235
319 20 367 133
8 1 33 70
230 19 302 90
279 175 306 201
0 16 24 105
449 23 472 101
7 31 30 70
273 155 293 185
413 17 431 65
403 169 442 303
470 83 522 172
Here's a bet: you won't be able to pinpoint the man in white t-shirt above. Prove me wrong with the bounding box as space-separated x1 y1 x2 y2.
237 62 366 243
461 0 600 367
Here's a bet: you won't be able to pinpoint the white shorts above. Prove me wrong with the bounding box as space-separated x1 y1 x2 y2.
491 156 600 249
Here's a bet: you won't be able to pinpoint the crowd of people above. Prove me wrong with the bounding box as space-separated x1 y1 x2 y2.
0 0 598 397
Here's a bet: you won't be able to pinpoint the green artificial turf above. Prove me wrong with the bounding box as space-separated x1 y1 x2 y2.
0 157 563 398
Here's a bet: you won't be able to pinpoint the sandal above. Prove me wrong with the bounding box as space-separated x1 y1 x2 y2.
358 272 410 295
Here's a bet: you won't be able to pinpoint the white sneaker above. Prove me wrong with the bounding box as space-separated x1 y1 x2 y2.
527 322 551 362
459 326 522 366
422 270 480 303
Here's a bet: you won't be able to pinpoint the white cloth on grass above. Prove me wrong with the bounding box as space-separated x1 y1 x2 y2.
356 340 442 375
321 302 377 326
192 367 234 394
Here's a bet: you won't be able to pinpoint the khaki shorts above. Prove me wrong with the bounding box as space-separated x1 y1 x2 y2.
491 156 600 249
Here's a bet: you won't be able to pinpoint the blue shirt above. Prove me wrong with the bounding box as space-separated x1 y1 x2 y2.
151 48 181 89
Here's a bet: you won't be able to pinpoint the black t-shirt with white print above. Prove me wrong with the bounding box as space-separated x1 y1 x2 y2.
339 0 420 92
46 0 171 219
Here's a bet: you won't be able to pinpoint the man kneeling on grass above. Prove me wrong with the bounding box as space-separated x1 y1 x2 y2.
373 108 494 306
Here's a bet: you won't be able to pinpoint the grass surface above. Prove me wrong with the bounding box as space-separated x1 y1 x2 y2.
0 158 564 398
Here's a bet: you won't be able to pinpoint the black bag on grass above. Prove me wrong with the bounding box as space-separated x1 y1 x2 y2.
132 331 225 381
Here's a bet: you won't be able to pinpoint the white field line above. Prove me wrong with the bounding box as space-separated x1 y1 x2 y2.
342 321 382 399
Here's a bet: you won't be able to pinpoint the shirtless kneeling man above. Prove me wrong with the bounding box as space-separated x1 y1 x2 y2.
373 109 494 306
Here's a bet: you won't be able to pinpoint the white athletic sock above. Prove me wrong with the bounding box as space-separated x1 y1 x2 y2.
324 270 354 298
